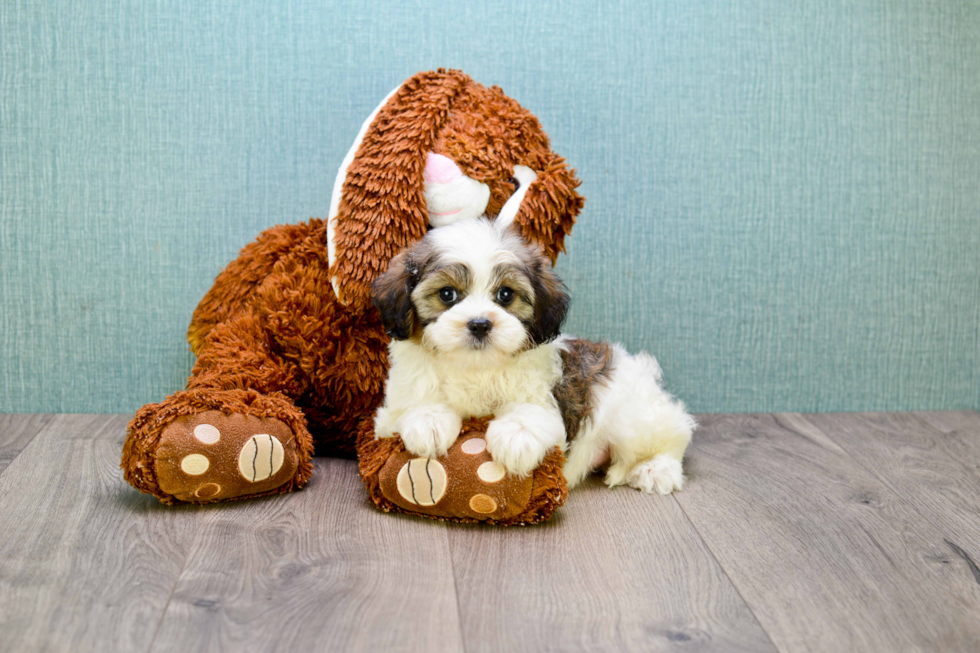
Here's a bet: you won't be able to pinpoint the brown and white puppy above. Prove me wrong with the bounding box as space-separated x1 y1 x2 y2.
372 218 695 494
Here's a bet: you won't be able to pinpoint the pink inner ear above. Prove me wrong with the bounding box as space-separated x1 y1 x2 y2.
424 152 463 185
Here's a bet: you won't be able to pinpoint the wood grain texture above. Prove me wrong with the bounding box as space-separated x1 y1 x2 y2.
0 413 52 474
674 413 980 653
0 414 202 653
799 412 980 579
5 412 980 652
447 478 776 653
914 411 980 473
149 457 463 653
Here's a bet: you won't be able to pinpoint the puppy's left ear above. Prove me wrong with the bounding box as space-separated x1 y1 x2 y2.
371 252 418 340
528 256 570 344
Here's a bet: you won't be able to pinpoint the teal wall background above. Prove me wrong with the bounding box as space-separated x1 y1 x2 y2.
2 0 979 414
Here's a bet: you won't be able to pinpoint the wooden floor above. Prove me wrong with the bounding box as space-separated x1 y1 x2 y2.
1 412 980 652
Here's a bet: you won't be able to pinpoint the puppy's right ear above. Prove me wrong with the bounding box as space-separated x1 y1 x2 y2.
371 251 419 341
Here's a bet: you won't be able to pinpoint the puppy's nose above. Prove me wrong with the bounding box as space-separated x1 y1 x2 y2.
467 318 493 339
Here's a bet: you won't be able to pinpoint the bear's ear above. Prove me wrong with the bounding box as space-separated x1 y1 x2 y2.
327 69 472 310
512 152 585 264
370 251 419 341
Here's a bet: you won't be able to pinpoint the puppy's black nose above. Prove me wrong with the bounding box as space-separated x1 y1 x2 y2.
467 318 493 339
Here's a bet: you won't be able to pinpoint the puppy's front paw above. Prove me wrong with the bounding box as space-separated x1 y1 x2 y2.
374 407 397 439
397 405 462 459
485 414 555 478
624 454 684 495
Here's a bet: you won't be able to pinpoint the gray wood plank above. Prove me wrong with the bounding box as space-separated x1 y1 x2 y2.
674 413 980 653
798 412 980 575
0 413 52 474
915 410 980 476
447 477 777 653
150 457 464 653
0 414 203 653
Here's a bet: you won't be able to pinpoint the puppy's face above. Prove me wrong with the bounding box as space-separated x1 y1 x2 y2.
372 219 569 366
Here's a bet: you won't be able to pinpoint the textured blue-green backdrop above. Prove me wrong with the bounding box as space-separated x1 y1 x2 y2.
2 0 979 414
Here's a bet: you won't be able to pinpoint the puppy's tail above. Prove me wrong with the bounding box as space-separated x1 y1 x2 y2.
632 351 664 383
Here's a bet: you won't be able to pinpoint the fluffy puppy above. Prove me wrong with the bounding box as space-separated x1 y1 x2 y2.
371 218 695 494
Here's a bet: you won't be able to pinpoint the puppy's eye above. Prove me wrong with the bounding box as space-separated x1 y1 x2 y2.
438 287 458 305
496 287 515 306
509 177 520 190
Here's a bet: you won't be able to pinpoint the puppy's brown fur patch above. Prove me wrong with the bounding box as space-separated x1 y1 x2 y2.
554 338 614 442
488 262 536 323
371 238 439 340
413 262 471 326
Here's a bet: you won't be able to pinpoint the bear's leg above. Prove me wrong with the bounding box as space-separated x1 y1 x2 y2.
122 314 315 504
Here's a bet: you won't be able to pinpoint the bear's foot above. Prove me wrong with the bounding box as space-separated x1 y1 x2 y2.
123 389 314 504
357 417 568 525
154 411 301 503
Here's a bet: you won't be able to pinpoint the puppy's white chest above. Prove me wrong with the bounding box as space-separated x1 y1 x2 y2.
430 346 563 417
385 340 564 421
439 368 520 414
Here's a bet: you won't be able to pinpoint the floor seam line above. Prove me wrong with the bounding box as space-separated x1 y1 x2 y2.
143 509 202 653
0 414 56 479
445 527 469 653
671 494 783 653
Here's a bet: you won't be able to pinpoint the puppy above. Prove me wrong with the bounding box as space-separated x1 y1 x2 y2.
371 218 695 494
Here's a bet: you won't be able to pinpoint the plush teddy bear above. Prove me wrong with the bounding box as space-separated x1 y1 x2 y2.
121 69 584 516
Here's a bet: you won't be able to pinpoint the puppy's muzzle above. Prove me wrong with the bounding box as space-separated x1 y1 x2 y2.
467 318 493 340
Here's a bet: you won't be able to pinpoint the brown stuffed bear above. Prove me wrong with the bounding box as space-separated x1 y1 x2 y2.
121 69 584 508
